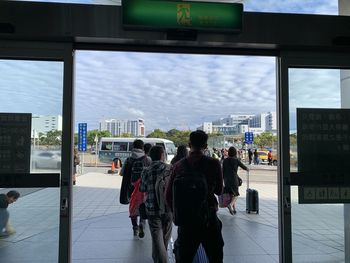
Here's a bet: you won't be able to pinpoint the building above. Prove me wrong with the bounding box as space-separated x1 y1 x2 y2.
212 114 254 126
99 118 145 137
249 112 277 134
198 112 276 135
31 115 62 138
197 122 213 134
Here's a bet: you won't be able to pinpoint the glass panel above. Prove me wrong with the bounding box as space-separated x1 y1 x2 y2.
113 142 127 151
0 59 63 262
101 141 112 150
289 68 345 262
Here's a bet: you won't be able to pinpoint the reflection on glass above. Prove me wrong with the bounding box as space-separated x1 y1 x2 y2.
289 68 345 262
0 59 63 262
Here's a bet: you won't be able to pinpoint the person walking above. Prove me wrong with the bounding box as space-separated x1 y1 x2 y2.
223 147 249 215
165 130 224 263
253 149 259 165
120 139 151 238
267 150 273 165
170 145 188 165
248 148 253 165
0 190 20 237
73 148 80 185
139 146 172 263
144 143 152 157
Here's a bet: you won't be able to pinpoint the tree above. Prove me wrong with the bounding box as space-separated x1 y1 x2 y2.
41 130 62 145
254 132 276 149
147 129 166 138
290 133 297 145
166 129 191 146
87 130 112 147
120 132 132 138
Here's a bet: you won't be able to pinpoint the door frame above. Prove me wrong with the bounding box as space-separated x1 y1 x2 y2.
0 40 74 263
278 50 350 263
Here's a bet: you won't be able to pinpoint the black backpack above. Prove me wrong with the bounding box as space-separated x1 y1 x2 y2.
131 156 148 183
119 155 149 205
173 158 209 226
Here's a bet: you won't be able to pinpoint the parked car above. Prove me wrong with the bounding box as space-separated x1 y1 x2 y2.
33 151 61 169
91 146 96 154
257 150 278 166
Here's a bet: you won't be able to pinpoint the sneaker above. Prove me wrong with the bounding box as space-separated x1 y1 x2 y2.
132 226 139 237
233 209 237 214
138 225 145 238
0 231 9 238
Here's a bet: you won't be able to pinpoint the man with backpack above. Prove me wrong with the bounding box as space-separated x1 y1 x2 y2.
119 139 151 238
139 145 172 263
165 130 224 263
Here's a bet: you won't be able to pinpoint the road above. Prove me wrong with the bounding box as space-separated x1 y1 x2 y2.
80 163 278 184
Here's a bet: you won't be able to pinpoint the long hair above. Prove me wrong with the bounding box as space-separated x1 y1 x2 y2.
171 145 188 165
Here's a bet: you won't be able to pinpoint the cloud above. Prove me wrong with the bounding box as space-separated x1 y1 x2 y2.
125 108 145 117
74 51 276 131
1 0 340 133
244 0 337 15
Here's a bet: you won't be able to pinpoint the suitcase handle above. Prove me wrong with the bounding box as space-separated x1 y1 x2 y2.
246 170 250 190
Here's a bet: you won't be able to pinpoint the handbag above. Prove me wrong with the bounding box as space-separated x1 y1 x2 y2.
218 193 231 208
238 177 243 186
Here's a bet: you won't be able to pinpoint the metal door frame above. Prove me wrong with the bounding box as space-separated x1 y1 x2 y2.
278 50 350 263
0 40 74 263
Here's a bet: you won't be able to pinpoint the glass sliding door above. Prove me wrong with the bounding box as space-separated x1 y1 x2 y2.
0 41 73 263
279 52 350 263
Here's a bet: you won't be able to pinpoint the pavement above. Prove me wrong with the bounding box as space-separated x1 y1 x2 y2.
0 166 345 262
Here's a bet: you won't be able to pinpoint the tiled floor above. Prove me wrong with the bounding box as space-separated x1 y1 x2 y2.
0 170 347 262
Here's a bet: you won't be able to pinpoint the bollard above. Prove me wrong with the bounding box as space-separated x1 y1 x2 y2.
107 160 116 174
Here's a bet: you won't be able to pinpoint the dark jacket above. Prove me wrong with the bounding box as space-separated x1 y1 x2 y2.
165 151 223 212
222 157 247 196
0 194 9 209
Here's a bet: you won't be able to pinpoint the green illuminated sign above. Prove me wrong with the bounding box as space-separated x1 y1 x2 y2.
122 0 243 32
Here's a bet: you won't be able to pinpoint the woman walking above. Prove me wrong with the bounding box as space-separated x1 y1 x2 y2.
170 145 188 165
223 146 249 215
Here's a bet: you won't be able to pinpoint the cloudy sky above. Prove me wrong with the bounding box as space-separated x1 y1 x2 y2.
1 0 341 133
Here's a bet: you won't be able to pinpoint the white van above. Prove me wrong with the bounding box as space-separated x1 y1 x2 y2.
98 137 176 164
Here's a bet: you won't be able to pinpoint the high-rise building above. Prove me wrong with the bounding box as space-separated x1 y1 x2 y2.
31 115 62 138
99 118 145 137
213 114 254 126
198 112 277 135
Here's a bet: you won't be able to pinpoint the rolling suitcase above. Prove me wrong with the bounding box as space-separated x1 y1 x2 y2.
245 170 259 214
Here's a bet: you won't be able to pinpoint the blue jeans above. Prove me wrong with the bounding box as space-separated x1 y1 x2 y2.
148 213 173 263
0 209 9 233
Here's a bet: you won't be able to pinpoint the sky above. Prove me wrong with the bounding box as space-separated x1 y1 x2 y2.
0 0 341 133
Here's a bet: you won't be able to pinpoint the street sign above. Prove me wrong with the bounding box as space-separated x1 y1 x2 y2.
78 123 87 152
122 0 243 32
245 132 254 144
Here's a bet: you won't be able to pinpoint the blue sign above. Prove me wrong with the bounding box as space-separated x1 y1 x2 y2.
245 132 254 144
78 123 87 152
